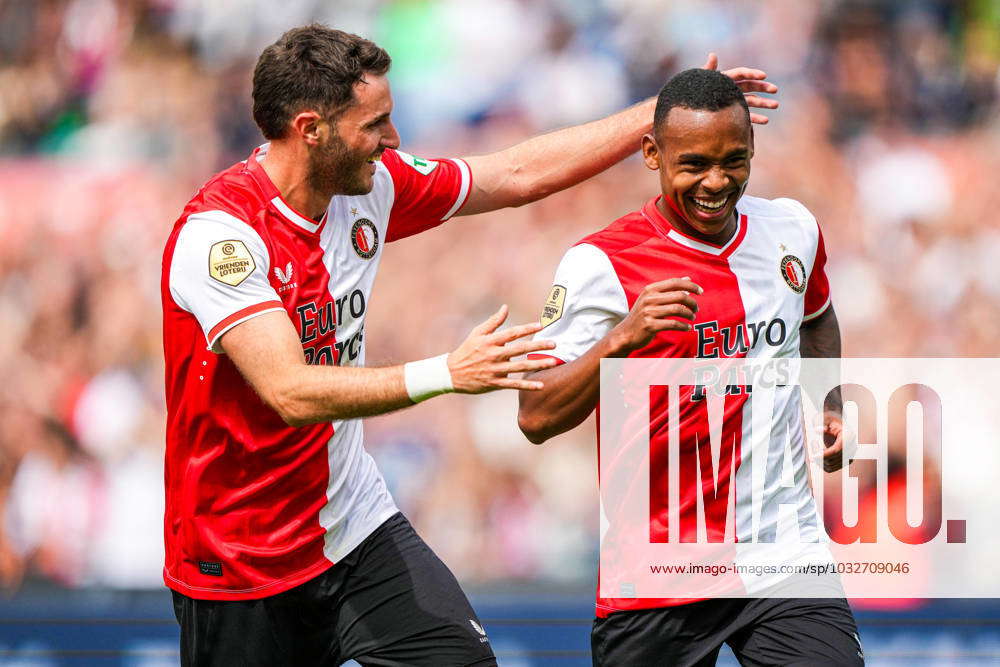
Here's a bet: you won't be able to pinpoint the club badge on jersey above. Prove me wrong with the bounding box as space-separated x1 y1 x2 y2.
351 218 379 259
780 254 807 294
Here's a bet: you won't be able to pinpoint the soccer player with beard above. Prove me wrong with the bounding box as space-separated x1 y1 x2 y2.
162 26 777 666
518 69 862 666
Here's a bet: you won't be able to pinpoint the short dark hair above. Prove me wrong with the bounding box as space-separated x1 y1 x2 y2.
252 24 391 139
652 68 749 134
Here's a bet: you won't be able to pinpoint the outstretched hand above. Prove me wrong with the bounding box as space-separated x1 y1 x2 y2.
448 304 558 393
703 52 779 125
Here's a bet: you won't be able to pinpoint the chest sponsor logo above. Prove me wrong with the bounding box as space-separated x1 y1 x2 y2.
209 240 255 286
351 218 379 260
541 284 567 328
780 254 807 294
296 289 368 365
395 150 439 175
694 318 787 358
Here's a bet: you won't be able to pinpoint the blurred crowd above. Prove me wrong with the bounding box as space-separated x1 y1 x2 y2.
1 0 999 591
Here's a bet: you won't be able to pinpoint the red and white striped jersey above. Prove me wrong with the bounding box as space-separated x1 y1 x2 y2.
161 145 471 600
536 195 833 616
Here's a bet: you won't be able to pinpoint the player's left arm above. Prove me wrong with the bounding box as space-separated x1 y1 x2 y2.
800 306 841 360
796 210 845 472
800 300 845 473
457 54 778 216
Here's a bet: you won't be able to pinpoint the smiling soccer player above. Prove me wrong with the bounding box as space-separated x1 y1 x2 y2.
519 69 861 666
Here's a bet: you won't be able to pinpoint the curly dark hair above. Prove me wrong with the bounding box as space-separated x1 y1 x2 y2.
252 24 391 140
653 68 749 135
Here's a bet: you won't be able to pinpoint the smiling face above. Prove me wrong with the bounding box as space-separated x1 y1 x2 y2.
308 73 401 197
642 103 753 237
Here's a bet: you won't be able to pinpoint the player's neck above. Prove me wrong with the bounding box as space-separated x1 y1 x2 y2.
260 142 329 221
656 196 736 246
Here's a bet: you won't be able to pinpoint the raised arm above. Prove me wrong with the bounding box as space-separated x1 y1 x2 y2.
458 55 778 216
224 304 556 426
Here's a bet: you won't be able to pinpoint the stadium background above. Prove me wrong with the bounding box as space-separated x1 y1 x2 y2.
1 0 999 664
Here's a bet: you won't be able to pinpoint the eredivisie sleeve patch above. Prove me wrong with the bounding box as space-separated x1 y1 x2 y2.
169 210 283 351
533 244 629 363
209 240 256 286
541 285 567 327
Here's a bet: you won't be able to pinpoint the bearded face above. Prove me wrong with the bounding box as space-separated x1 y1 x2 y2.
306 128 375 198
305 74 398 199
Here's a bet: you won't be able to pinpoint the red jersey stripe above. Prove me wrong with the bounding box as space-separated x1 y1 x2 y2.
207 300 284 345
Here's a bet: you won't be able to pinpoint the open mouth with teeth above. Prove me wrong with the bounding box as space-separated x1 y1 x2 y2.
688 194 732 218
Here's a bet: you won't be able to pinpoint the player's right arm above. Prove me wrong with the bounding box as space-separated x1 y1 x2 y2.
169 213 555 426
222 303 555 425
516 244 700 444
456 54 777 217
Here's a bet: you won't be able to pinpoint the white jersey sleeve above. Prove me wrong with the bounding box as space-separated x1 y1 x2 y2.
536 243 629 364
770 197 832 321
169 210 285 353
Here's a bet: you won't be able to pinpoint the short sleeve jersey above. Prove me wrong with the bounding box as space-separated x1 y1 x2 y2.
161 145 471 600
535 195 833 617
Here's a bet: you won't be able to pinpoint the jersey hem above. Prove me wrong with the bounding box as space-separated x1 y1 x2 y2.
322 505 401 564
594 597 708 618
163 556 334 601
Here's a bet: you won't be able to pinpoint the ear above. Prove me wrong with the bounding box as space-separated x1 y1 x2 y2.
641 133 660 171
748 125 755 158
289 110 324 146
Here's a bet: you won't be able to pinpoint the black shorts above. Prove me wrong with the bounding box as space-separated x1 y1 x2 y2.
591 597 864 667
171 512 496 667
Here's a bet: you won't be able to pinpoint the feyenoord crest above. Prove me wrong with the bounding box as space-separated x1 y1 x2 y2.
779 254 807 293
351 218 379 260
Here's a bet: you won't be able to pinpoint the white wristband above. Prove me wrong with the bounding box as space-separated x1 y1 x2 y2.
403 354 454 403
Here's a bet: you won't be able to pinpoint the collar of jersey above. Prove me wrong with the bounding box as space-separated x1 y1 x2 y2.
246 144 327 236
641 196 747 258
